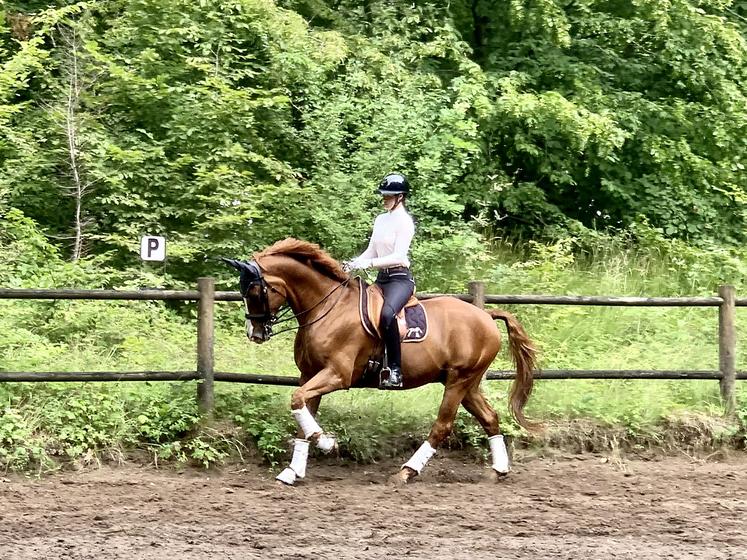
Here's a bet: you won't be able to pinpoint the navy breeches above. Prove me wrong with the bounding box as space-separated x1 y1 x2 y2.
375 267 415 368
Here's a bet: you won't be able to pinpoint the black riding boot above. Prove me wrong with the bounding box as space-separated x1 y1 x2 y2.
380 320 403 389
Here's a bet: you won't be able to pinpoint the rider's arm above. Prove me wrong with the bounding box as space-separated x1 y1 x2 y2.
355 239 377 261
348 216 381 268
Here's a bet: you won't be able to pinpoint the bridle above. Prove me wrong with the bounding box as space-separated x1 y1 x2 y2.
239 259 350 339
239 260 278 324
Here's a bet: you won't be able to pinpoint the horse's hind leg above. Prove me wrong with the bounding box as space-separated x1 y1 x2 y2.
393 374 472 484
461 385 500 435
461 385 511 476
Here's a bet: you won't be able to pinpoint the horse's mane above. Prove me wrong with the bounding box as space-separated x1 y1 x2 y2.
255 238 348 282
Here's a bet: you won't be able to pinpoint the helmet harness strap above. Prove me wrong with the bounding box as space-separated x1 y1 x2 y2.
390 193 404 211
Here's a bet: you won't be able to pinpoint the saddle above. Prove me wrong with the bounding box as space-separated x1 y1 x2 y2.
357 278 428 343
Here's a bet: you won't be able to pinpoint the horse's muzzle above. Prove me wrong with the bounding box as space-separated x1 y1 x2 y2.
250 332 269 344
247 324 271 344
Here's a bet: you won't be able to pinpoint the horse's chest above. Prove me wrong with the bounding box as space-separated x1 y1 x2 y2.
293 332 328 370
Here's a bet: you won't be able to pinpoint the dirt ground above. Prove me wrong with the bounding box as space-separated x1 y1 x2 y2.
0 451 745 560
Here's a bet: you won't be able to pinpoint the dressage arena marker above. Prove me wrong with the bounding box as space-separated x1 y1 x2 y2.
140 236 166 261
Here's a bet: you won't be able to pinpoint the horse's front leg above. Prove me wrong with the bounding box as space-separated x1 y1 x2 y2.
276 367 346 485
295 394 321 439
274 395 321 486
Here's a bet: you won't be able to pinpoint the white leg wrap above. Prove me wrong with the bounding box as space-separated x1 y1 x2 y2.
402 441 436 475
316 433 337 453
291 406 337 453
289 438 309 477
489 434 510 474
292 406 322 438
276 439 310 485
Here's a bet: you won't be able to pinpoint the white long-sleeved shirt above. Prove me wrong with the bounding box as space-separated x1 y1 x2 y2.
356 205 415 269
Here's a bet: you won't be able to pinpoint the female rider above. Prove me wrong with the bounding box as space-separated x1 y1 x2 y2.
347 173 415 389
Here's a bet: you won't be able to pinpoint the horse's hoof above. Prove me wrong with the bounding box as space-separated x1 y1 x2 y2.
483 468 509 483
388 467 416 486
276 468 297 486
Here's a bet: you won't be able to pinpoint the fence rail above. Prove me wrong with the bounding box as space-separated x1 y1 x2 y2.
2 369 745 384
7 288 747 306
0 281 742 415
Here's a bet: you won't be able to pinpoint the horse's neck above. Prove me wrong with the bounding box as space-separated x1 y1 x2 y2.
277 262 343 317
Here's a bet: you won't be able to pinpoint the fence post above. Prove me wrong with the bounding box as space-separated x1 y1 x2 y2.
197 277 215 416
718 284 736 416
469 281 486 310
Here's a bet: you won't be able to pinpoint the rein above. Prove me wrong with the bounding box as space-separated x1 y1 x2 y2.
266 277 351 337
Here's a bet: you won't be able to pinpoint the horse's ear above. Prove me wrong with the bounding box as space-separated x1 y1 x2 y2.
219 257 243 271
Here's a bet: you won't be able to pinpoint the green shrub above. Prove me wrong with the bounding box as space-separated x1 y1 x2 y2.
39 385 130 460
0 408 48 472
1 228 746 472
218 388 296 466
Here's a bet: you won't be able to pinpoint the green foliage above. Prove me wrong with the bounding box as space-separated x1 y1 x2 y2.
131 385 202 445
4 0 747 270
219 388 297 466
459 0 747 242
0 407 48 472
0 208 62 285
39 385 130 459
0 382 233 470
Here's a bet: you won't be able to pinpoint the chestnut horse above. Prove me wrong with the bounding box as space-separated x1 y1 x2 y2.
223 238 537 485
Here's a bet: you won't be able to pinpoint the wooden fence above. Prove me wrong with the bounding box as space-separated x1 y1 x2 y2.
1 280 744 416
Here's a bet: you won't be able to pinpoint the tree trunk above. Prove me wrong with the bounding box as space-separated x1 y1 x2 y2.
64 27 84 261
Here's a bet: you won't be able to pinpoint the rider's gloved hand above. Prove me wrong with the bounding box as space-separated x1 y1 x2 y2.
344 258 371 272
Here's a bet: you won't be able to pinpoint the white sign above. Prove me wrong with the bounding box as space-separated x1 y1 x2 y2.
140 236 166 261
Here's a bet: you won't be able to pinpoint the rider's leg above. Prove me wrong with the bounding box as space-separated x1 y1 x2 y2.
381 319 402 384
378 279 414 388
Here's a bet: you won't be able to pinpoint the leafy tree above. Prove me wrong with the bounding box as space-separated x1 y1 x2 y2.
452 0 747 241
2 0 747 283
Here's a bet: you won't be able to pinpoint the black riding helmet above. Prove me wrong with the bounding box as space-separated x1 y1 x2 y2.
377 173 410 196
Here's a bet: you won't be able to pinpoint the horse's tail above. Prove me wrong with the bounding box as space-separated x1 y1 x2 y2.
488 309 540 433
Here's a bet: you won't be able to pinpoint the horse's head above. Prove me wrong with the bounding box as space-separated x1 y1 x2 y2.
220 257 288 343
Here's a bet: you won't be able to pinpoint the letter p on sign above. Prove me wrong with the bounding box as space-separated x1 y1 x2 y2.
140 236 166 261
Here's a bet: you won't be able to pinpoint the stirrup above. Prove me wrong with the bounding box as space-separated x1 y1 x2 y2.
379 367 403 390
